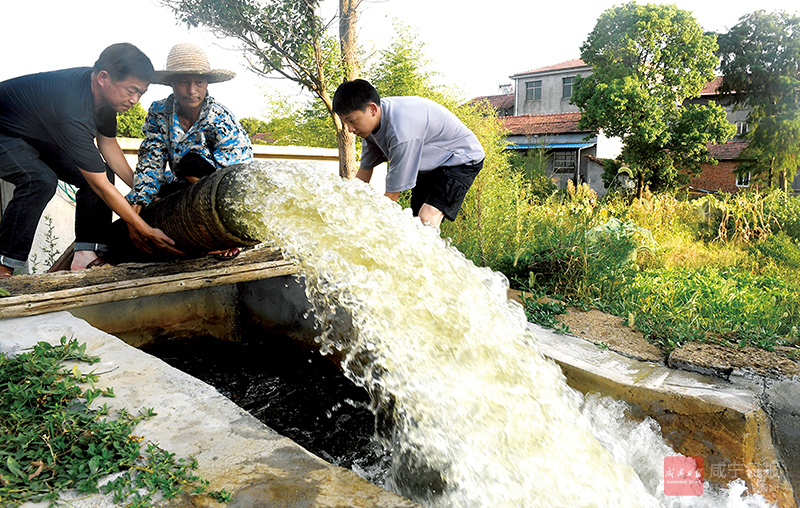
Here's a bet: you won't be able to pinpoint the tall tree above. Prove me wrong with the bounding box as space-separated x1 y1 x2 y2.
369 21 439 99
572 2 734 197
716 10 800 190
159 0 361 178
260 22 448 149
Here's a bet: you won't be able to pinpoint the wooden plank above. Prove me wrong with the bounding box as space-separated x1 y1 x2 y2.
0 249 300 319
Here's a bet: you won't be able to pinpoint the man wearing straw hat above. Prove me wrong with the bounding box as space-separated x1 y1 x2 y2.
126 43 253 260
0 43 182 277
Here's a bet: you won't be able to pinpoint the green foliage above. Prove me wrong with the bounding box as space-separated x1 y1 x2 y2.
518 289 570 334
28 216 60 275
607 267 800 351
749 231 800 271
260 21 450 148
117 103 147 138
42 216 60 268
716 10 800 118
572 2 735 194
239 117 272 144
0 337 229 507
717 10 800 187
507 149 558 201
163 0 325 88
256 94 338 148
369 20 441 99
696 191 776 243
447 180 800 352
738 112 800 189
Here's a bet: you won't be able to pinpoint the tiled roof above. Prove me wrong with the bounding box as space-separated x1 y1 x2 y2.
470 93 514 110
707 141 747 160
511 59 588 77
700 76 724 95
501 113 589 135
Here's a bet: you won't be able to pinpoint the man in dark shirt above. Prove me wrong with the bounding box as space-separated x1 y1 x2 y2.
0 43 182 277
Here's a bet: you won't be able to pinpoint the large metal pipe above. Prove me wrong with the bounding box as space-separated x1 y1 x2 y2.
138 163 261 256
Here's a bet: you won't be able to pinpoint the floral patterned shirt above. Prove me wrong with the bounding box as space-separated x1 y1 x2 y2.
127 94 253 206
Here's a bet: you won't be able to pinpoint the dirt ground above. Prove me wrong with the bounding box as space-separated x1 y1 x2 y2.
509 291 800 381
557 305 800 381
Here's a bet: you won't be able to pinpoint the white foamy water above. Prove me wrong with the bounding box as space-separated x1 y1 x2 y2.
223 161 775 508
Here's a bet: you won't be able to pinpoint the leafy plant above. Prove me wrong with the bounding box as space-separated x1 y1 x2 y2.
518 286 570 334
0 337 230 507
116 103 147 138
447 172 800 354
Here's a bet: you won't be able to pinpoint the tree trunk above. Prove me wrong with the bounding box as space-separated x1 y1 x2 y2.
636 173 644 200
337 127 358 179
337 0 360 178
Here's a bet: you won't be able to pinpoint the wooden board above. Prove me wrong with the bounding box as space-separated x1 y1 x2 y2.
0 245 299 319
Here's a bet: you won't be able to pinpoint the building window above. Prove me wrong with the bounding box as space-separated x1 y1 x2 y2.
736 171 751 187
525 81 542 101
563 77 574 98
553 151 577 173
736 121 748 136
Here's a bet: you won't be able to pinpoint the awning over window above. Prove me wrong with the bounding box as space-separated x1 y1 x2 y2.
507 142 596 150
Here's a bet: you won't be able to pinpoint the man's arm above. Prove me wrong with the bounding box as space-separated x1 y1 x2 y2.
127 103 170 207
208 102 254 165
96 134 133 188
356 167 373 183
79 169 183 255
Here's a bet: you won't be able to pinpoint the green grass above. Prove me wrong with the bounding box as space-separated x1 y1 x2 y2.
445 183 800 354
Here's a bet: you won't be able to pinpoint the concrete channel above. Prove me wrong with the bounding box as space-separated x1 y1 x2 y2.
1 248 798 507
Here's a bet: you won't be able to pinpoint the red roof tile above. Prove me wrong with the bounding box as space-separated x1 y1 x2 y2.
501 113 590 135
512 59 588 77
470 93 514 111
701 76 724 95
707 142 747 160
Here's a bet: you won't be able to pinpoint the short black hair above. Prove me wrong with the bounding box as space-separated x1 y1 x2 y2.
332 79 381 116
93 43 155 83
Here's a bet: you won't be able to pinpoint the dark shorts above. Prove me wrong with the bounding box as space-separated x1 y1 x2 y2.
409 159 484 221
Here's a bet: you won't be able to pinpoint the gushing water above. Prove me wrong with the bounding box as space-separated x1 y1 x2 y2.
221 161 774 508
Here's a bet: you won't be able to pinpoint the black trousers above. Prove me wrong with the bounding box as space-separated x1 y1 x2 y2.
0 133 112 268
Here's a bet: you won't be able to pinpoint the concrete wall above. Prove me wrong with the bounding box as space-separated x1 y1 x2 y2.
513 66 591 116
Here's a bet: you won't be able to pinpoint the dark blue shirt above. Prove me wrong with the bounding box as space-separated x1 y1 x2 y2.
0 67 116 173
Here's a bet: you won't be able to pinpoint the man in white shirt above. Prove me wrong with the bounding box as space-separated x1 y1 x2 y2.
333 79 485 229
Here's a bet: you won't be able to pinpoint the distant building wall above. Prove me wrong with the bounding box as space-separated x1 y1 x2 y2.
514 68 587 116
690 160 743 194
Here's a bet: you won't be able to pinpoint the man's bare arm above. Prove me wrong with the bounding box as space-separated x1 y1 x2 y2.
79 169 183 255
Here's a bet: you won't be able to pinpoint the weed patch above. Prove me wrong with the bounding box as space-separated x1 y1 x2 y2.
0 337 230 507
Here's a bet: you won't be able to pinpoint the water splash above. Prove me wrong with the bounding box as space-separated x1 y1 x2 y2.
222 161 774 508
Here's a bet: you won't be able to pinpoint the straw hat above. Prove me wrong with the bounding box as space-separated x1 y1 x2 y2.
154 43 236 85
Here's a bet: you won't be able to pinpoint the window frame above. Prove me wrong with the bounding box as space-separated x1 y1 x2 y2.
735 171 751 188
735 121 748 136
525 80 542 101
562 76 574 98
552 150 577 174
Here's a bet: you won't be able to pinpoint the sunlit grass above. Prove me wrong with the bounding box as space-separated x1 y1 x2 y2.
446 185 800 353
